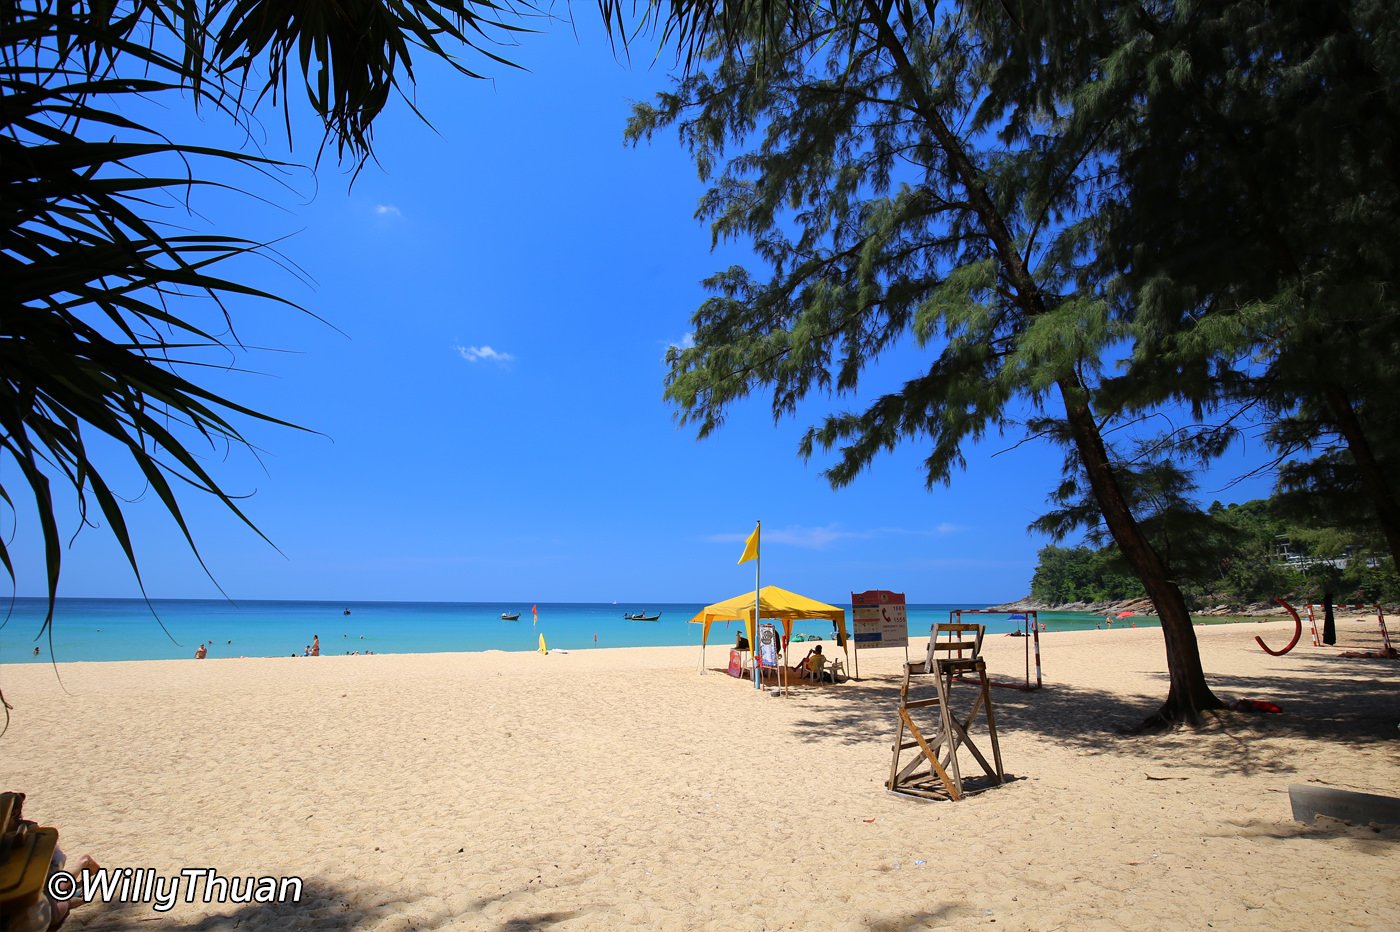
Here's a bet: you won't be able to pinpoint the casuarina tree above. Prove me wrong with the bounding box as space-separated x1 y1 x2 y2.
628 3 1225 728
1013 0 1400 576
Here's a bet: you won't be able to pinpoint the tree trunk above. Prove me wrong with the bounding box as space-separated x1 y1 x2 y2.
1058 380 1225 729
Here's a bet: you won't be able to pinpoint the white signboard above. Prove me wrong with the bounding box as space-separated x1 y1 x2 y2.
851 590 908 650
758 623 781 667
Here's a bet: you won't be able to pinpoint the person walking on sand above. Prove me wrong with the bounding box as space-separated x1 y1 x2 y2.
311 634 320 657
195 643 207 659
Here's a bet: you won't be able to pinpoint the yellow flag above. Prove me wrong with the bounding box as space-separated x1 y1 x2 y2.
538 633 547 655
738 522 760 564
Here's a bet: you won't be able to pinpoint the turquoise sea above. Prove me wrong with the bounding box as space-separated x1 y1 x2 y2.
0 598 1179 664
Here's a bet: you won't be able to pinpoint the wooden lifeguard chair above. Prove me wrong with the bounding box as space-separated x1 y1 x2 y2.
887 623 1005 801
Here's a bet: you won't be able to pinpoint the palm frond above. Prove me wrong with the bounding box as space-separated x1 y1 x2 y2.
2 17 310 634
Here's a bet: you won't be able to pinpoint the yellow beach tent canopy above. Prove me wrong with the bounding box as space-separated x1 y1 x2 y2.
689 585 849 670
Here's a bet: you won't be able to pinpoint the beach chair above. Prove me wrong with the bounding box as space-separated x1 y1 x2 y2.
887 623 1004 801
827 656 846 683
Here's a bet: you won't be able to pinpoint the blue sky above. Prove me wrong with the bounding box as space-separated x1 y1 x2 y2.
7 13 1279 606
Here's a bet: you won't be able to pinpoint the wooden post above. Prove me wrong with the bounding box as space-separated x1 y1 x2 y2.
1030 610 1042 688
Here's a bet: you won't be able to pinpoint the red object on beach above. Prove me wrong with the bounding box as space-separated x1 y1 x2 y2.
1305 603 1323 647
1378 604 1396 656
1116 610 1133 618
1233 699 1283 714
1256 598 1303 656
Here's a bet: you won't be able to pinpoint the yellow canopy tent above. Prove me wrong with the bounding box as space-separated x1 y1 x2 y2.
689 585 849 676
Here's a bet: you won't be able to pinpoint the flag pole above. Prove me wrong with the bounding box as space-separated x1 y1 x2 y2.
753 520 761 690
737 520 761 690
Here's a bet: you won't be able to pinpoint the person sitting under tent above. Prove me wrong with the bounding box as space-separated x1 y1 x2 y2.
794 644 829 681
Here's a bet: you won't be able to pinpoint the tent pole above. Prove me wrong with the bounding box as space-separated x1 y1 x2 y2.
752 520 762 690
845 624 856 682
783 620 790 697
1025 613 1030 687
840 615 851 683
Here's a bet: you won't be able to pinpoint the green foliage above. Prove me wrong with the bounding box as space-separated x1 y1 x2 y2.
1034 495 1400 607
631 6 1120 492
1033 455 1240 594
597 0 814 72
205 0 532 158
932 0 1400 576
1031 0 1400 569
1195 502 1304 607
1030 546 1144 605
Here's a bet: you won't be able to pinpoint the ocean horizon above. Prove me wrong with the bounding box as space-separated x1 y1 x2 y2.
0 596 1179 664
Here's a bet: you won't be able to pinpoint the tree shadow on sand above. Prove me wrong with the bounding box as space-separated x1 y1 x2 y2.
781 652 1400 779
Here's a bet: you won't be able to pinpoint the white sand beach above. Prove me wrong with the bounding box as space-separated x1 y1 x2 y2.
3 615 1399 930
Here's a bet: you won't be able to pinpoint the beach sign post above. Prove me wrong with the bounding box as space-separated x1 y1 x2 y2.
739 521 761 690
759 622 783 694
850 590 909 681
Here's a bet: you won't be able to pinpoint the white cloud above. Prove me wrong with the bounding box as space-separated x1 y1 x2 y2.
662 332 696 362
910 557 1031 569
704 524 871 550
374 204 402 217
455 344 514 364
769 525 871 548
867 524 968 538
706 523 967 550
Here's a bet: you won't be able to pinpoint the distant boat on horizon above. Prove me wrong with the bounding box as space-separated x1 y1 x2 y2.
501 612 521 621
624 611 662 622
